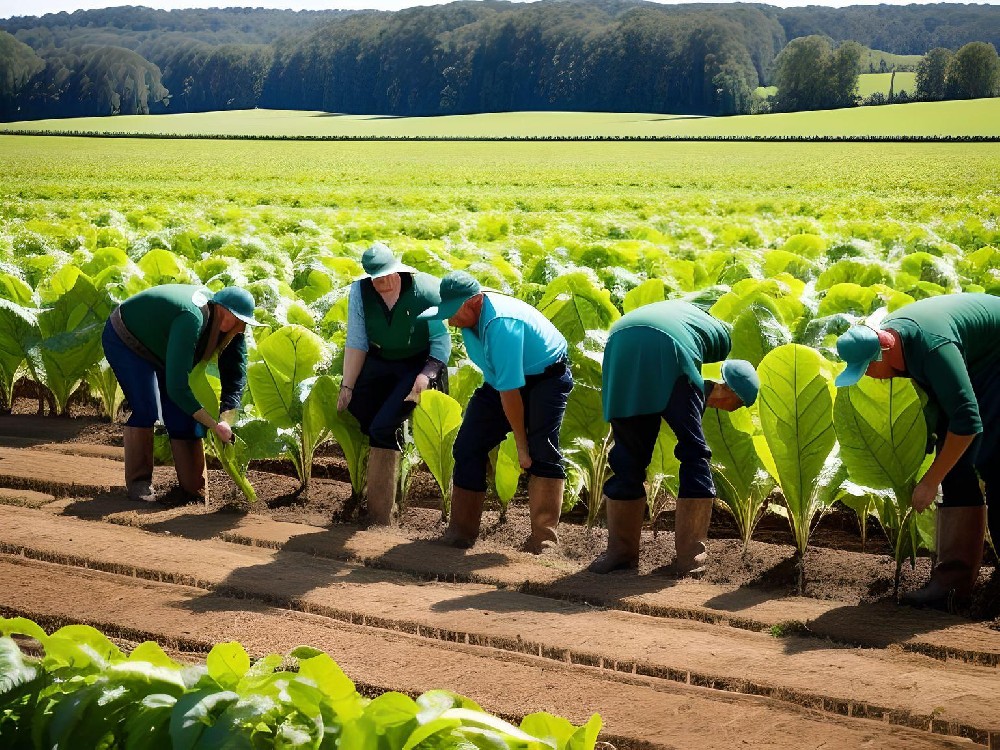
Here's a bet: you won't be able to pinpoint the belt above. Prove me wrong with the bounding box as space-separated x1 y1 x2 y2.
109 306 162 367
527 354 570 383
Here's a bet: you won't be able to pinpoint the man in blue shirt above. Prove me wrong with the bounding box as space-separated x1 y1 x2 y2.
419 271 572 553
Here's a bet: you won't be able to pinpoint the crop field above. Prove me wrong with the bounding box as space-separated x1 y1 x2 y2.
857 72 918 97
1 130 1000 748
2 97 999 138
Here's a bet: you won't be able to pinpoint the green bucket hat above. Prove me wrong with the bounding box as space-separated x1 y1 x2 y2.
213 287 262 326
835 325 881 387
417 271 482 321
362 242 415 279
721 359 760 407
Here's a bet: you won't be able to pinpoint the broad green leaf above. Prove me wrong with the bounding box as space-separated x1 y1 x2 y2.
535 272 620 345
494 433 522 506
729 304 790 369
128 641 181 670
206 642 251 690
757 344 836 555
48 623 124 665
450 362 484 411
124 693 176 750
137 248 193 286
0 616 48 642
622 278 667 313
413 390 463 511
0 272 33 306
323 375 370 497
646 420 680 508
0 636 37 695
0 299 37 409
169 689 240 750
248 325 327 430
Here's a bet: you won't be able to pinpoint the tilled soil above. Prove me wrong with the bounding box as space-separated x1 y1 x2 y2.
1 413 999 749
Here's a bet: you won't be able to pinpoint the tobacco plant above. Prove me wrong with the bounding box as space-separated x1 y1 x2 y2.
412 389 463 519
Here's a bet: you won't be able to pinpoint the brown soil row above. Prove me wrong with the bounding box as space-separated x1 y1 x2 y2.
0 555 985 750
1 504 998 744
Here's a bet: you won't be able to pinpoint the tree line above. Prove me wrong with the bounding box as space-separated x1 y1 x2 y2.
1 2 998 121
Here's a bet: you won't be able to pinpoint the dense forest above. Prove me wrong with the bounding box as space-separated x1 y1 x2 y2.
1 2 998 121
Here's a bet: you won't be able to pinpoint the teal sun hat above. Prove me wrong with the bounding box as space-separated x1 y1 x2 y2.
417 271 482 321
362 242 415 279
213 287 263 327
720 359 760 407
834 325 881 387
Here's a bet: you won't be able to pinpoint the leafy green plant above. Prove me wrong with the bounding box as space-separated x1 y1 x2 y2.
492 433 523 521
325 375 371 504
413 389 463 519
560 384 613 528
645 421 680 533
0 298 38 412
86 359 125 421
535 272 620 346
833 376 935 590
0 616 602 749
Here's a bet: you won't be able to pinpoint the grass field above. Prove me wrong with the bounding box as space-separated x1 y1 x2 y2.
857 72 918 97
2 98 997 139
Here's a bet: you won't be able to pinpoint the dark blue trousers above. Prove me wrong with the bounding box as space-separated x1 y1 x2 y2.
453 360 573 492
101 320 205 440
348 351 428 451
603 378 715 501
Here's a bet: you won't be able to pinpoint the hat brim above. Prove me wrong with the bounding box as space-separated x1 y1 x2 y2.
835 359 872 388
367 262 416 280
417 295 470 321
232 311 265 327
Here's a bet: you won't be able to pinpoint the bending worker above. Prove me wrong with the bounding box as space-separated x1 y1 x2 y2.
102 284 260 503
419 271 572 553
835 292 1000 608
589 299 759 575
338 243 450 525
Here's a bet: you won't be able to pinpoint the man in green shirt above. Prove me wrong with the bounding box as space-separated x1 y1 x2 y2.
836 293 1000 608
102 284 260 503
589 300 759 575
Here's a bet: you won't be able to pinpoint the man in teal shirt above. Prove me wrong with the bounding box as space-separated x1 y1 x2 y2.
589 300 759 576
836 293 1000 608
419 271 572 553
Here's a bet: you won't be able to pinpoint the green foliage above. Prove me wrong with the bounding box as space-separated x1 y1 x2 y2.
413 390 463 518
493 433 523 516
0 616 601 749
560 384 613 527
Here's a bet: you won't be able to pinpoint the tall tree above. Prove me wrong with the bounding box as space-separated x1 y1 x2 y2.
946 41 1000 99
915 47 953 100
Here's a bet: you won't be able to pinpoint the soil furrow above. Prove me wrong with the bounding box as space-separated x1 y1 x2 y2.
0 555 985 750
0 504 997 744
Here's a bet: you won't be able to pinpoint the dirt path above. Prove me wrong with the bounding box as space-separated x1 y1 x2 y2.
0 556 984 750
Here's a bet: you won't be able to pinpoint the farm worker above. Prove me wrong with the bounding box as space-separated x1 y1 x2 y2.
589 300 759 575
102 284 261 503
835 292 1000 608
418 271 573 553
337 243 451 525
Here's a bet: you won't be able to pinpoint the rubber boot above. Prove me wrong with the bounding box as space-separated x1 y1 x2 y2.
123 426 155 502
901 505 987 609
669 497 714 577
441 486 486 548
587 497 645 573
523 476 563 554
170 438 208 505
366 447 400 526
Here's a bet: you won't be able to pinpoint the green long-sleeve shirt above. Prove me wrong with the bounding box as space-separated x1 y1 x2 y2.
884 293 1000 455
119 284 248 416
602 300 731 421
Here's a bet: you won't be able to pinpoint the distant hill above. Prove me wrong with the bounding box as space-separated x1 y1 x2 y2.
1 2 998 121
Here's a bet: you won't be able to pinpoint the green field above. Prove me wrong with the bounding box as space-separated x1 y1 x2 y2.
2 98 998 139
860 48 922 73
857 72 918 97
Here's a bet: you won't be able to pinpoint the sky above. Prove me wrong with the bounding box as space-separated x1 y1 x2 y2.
3 0 998 20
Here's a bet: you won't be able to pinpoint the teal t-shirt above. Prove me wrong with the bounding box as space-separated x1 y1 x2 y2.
461 293 567 391
602 300 731 421
884 293 1000 443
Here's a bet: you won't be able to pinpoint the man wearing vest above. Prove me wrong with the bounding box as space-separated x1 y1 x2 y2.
102 284 260 503
589 300 759 576
419 271 572 554
338 243 451 525
835 293 1000 609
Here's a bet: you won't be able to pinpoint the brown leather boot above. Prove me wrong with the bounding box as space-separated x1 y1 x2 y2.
366 447 400 526
124 426 155 502
170 438 208 505
669 497 714 577
523 476 563 554
441 486 486 548
588 496 645 573
901 505 987 610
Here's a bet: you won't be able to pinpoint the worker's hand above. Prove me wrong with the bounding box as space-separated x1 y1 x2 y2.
911 477 940 513
517 442 532 470
337 385 353 411
213 420 234 445
220 409 237 426
405 373 431 403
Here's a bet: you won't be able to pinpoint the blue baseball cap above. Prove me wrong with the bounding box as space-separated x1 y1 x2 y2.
212 287 262 326
417 271 482 321
835 325 881 387
721 359 760 407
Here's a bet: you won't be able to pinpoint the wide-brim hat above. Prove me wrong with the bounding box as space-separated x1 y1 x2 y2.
212 286 263 326
362 242 415 279
417 271 481 321
834 325 881 387
721 359 760 407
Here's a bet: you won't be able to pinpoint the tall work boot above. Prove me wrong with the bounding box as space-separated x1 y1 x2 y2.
901 505 987 609
123 426 155 502
669 497 714 577
365 447 400 526
440 486 486 548
587 497 645 573
170 439 209 505
523 476 564 554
